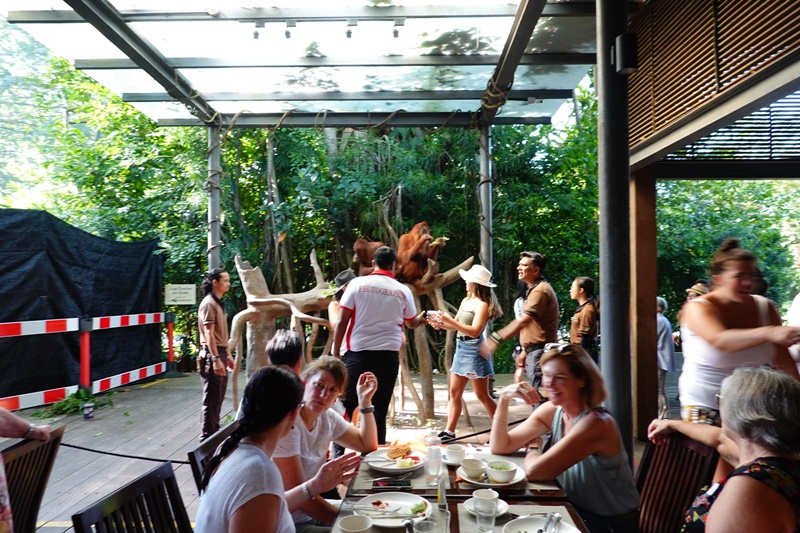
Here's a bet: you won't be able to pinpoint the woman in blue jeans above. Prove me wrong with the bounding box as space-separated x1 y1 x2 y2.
430 264 503 440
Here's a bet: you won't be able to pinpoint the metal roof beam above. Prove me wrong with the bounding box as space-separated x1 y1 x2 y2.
8 4 598 24
58 0 219 125
478 0 549 127
158 112 551 128
76 53 595 70
123 89 574 103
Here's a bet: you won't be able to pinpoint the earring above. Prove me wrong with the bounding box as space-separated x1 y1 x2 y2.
291 425 295 430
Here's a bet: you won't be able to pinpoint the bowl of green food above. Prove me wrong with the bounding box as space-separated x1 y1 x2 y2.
486 459 517 483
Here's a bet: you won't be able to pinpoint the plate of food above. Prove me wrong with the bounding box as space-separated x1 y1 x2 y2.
352 492 432 527
502 515 581 533
463 497 510 517
364 446 425 473
456 465 526 488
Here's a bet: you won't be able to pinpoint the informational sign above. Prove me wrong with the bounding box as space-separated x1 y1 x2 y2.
165 284 197 305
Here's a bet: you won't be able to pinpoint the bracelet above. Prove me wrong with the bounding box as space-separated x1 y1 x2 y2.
301 481 314 500
527 446 540 453
211 355 220 361
359 406 375 414
490 331 503 343
423 310 428 320
23 423 35 439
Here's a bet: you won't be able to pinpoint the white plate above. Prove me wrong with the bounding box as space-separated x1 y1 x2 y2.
463 497 509 517
456 465 526 487
364 449 425 473
353 492 432 528
503 515 581 533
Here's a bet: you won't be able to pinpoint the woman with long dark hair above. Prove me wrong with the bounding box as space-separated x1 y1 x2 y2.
569 276 599 363
429 264 503 440
195 366 360 533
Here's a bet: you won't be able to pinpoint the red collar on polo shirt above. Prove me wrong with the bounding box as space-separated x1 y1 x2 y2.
370 269 396 278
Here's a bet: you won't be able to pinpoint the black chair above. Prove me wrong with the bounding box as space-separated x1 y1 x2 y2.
71 461 192 533
635 432 719 533
1 424 65 533
187 421 239 492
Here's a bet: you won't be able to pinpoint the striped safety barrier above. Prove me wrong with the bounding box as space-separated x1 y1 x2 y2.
92 313 165 330
0 318 79 338
0 313 173 411
0 385 79 411
92 362 166 394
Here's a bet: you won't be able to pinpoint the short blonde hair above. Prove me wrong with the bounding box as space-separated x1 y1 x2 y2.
539 343 607 407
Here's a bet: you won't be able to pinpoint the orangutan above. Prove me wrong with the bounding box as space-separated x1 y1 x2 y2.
352 238 385 276
395 221 447 287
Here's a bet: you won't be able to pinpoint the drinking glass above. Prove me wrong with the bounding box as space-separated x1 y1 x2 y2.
474 497 498 533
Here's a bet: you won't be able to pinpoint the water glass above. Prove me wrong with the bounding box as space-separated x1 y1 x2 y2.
428 508 451 533
413 520 438 533
474 497 498 533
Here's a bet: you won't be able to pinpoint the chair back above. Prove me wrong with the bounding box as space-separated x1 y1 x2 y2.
187 421 239 492
1 424 65 533
71 461 191 533
636 432 719 533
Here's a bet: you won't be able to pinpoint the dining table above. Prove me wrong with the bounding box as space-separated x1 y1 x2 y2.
331 445 590 532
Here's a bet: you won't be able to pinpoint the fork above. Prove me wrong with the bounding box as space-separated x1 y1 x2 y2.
363 471 414 482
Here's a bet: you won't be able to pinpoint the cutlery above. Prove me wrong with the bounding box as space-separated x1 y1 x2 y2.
363 471 414 482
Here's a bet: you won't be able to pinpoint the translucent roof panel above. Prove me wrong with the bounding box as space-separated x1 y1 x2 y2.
4 0 598 127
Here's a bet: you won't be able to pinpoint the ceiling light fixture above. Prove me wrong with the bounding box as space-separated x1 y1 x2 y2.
346 29 352 38
285 20 296 40
393 28 399 38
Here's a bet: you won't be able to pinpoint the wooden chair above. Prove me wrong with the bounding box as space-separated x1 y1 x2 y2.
71 461 192 533
187 420 239 492
1 424 65 533
635 432 719 533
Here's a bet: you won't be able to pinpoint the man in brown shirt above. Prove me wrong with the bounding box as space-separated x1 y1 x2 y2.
480 251 559 392
197 268 233 441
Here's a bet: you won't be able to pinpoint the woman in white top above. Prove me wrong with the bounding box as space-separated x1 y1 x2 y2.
679 238 799 427
274 356 378 530
428 264 503 440
196 366 361 533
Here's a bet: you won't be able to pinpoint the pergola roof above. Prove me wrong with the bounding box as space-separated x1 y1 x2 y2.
4 0 618 129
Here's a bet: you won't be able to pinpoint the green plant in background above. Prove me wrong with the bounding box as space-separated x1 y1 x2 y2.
31 389 116 418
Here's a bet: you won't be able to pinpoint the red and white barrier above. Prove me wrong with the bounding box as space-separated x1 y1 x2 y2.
0 318 79 338
93 363 166 394
0 313 173 411
0 385 79 411
92 313 165 330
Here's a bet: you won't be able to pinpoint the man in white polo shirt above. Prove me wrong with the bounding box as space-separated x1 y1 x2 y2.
333 246 426 443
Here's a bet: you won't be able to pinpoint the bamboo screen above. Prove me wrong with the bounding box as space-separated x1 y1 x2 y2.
628 0 800 149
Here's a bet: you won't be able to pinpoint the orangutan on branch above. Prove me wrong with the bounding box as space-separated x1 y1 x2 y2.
395 221 447 287
352 237 385 276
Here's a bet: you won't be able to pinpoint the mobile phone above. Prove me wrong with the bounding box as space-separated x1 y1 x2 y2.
372 479 412 490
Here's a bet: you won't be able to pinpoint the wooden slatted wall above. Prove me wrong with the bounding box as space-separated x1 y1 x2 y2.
628 0 800 149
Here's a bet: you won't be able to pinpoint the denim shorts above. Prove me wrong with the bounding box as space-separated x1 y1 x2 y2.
450 337 494 378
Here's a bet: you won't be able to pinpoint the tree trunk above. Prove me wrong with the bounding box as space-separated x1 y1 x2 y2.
228 253 331 405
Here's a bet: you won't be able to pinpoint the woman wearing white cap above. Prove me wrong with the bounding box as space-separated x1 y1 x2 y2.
428 264 503 440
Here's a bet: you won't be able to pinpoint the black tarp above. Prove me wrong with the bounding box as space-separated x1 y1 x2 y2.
0 209 162 397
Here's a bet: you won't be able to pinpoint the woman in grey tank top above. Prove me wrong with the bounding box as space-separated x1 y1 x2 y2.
489 343 640 532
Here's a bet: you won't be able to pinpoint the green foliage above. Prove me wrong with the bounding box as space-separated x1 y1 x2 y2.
32 390 115 418
656 179 800 321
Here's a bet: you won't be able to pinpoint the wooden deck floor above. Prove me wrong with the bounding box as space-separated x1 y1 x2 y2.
4 362 676 532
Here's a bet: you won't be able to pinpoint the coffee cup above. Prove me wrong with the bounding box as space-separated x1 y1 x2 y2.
445 444 465 463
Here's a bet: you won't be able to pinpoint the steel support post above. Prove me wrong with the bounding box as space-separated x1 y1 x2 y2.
596 0 633 460
207 125 222 270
